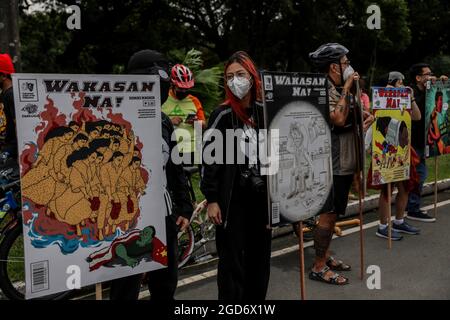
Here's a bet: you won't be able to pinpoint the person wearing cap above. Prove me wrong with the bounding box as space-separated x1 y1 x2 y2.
308 43 374 285
406 63 448 222
367 71 422 241
109 49 193 300
162 64 205 165
0 53 17 158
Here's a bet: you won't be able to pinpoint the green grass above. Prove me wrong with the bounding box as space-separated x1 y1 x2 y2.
426 154 450 182
191 155 450 200
363 153 450 196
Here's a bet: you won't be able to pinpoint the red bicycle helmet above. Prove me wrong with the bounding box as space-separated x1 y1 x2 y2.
171 64 194 89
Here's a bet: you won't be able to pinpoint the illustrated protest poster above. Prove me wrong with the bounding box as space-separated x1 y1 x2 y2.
13 74 167 299
262 72 333 226
371 87 411 185
425 80 450 158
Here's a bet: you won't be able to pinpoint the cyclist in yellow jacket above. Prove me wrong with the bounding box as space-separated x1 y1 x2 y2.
162 64 205 165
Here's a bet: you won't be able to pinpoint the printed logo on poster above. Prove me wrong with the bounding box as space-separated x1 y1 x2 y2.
264 75 274 91
143 99 155 107
18 79 39 102
21 103 39 118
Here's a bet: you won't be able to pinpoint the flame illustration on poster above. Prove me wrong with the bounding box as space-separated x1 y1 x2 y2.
371 87 412 185
425 81 450 158
12 74 167 299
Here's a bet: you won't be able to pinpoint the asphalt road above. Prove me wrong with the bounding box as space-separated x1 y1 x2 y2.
174 189 450 300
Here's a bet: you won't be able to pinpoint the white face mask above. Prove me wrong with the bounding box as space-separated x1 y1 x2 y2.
227 76 252 100
343 65 355 82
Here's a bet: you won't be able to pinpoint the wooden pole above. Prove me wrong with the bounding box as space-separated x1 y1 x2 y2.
298 221 306 300
434 156 438 218
95 283 103 300
387 183 392 249
358 172 365 280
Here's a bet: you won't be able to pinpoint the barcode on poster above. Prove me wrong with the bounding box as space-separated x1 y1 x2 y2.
31 261 49 293
272 202 280 224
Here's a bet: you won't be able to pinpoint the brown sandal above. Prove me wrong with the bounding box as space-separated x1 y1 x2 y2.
327 256 351 271
309 266 349 285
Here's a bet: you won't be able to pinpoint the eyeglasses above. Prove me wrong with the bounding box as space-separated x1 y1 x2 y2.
420 72 434 77
225 71 250 82
340 60 351 66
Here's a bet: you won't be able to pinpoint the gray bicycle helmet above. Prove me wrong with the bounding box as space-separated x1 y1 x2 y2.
388 71 405 84
309 43 349 68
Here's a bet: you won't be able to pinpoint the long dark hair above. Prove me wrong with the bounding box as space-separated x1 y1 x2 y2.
89 138 110 151
66 147 95 168
109 151 124 162
44 126 74 142
223 51 262 126
129 156 141 166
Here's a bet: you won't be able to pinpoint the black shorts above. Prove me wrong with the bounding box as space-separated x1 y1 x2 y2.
331 174 354 216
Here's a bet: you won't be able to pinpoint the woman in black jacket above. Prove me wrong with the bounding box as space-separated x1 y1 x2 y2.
201 51 271 300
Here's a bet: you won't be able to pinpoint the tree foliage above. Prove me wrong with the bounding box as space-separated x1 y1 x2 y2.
18 0 450 87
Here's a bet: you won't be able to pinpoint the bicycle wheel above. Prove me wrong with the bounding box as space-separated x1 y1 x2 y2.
0 223 71 300
177 224 195 268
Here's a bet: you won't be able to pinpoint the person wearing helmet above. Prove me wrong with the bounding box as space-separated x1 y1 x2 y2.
162 64 205 165
308 43 374 285
0 53 17 158
109 49 193 300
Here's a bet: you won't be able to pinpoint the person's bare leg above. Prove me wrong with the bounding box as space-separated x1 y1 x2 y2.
313 213 337 271
378 188 390 225
311 213 348 283
395 183 408 220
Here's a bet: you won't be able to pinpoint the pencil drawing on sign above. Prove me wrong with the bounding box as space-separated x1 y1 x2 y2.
269 101 332 222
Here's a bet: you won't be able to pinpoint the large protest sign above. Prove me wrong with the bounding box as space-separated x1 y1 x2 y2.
371 87 412 185
13 74 167 299
425 80 450 158
262 72 333 227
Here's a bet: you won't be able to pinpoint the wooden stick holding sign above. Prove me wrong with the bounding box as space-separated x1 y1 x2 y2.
358 176 365 279
298 221 306 300
355 80 365 280
387 183 392 250
434 156 438 218
96 283 103 300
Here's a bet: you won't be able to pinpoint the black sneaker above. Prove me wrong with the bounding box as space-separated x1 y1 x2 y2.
406 210 436 222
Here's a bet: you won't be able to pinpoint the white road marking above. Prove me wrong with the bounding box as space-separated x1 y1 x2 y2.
73 199 450 300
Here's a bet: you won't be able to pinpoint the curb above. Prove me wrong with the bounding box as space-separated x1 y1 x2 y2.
2 179 449 300
272 178 450 238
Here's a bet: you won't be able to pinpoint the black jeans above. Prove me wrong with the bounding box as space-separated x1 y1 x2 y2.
215 188 272 300
109 215 179 300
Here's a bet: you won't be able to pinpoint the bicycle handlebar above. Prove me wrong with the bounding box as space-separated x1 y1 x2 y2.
0 180 20 191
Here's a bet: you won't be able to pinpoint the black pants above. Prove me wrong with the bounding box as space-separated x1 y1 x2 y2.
215 189 272 300
109 215 179 300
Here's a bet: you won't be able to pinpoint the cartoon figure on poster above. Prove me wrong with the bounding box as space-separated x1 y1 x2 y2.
13 74 167 299
425 81 450 157
263 72 333 225
371 87 412 185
